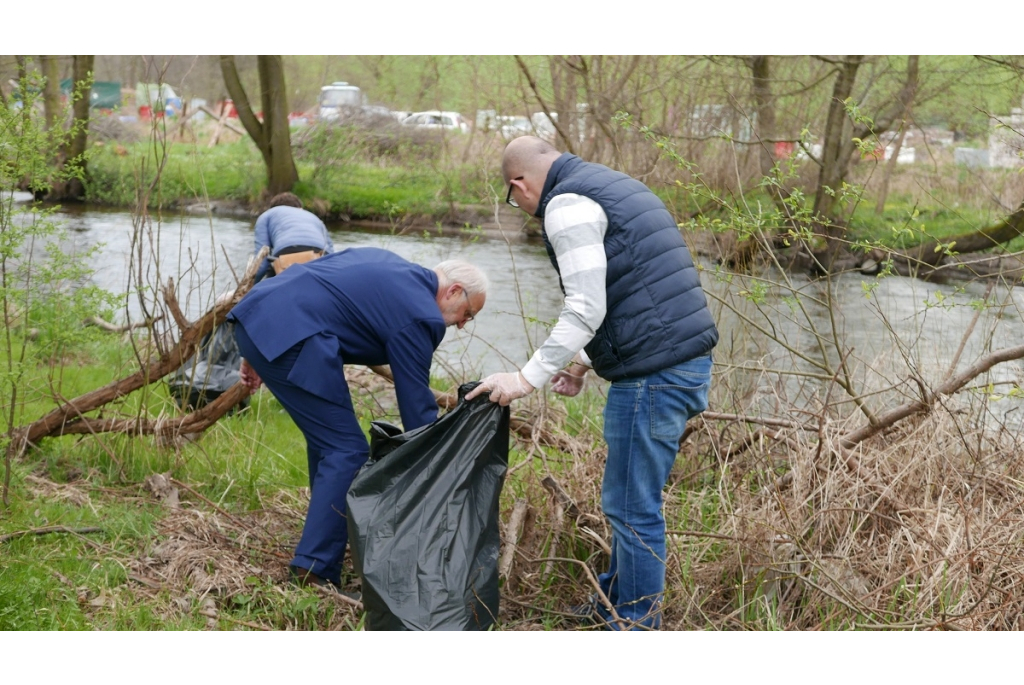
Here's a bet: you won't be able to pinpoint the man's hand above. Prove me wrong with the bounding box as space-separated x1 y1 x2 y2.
551 370 585 397
239 358 263 393
466 372 534 406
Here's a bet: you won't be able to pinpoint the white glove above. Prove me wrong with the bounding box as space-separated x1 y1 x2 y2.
466 372 534 406
551 370 584 397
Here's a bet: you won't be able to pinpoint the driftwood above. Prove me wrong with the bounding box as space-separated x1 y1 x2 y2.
202 105 246 147
5 247 268 461
498 498 530 582
84 315 164 333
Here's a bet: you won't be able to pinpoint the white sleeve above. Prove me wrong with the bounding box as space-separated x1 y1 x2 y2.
520 193 607 389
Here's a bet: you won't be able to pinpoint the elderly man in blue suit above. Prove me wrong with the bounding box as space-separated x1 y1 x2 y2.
229 247 488 590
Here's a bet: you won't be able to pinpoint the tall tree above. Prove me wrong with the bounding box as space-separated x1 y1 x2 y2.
64 55 94 200
39 56 62 134
46 55 93 201
812 56 918 260
220 55 298 197
740 56 922 269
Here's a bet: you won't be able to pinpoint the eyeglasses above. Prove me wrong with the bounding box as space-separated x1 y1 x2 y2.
505 176 524 208
460 289 477 323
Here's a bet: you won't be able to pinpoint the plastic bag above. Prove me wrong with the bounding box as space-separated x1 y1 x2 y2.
167 321 249 413
346 383 510 631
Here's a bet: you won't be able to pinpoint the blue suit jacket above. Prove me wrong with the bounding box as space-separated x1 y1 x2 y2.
229 247 445 430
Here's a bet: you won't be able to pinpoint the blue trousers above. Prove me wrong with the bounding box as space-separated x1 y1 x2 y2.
596 355 713 630
235 324 368 586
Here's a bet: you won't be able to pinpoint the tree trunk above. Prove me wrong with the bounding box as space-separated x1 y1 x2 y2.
874 124 908 215
258 56 298 196
45 56 92 202
219 55 298 197
873 56 919 215
750 56 777 179
64 56 93 201
39 56 62 134
15 56 30 140
809 56 919 270
899 197 1024 269
813 56 863 239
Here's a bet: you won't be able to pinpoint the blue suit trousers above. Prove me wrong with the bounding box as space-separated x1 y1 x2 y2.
235 324 368 586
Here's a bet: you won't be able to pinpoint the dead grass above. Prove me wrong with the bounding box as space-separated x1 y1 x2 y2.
16 362 1024 631
11 319 1024 631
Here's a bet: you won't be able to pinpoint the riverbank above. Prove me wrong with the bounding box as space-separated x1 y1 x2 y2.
86 137 548 242
176 195 539 244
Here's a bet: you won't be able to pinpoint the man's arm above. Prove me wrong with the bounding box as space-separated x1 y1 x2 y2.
317 217 335 254
519 193 608 389
386 319 446 430
253 212 272 282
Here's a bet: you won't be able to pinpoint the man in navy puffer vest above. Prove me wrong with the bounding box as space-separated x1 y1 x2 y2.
468 136 718 630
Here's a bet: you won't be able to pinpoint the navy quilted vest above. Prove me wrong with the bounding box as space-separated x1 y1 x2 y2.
537 153 718 381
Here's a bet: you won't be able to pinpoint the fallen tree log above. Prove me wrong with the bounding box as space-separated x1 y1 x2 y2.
5 248 268 460
52 382 252 441
898 197 1024 268
838 342 1024 449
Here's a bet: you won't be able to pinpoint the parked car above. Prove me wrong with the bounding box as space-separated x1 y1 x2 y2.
401 110 470 133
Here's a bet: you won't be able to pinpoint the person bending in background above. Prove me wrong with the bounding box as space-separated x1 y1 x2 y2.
230 247 488 590
468 136 718 630
252 192 334 283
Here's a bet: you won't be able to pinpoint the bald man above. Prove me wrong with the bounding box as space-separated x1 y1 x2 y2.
468 136 718 630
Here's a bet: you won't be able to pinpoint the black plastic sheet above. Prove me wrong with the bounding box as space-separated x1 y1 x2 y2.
167 321 248 412
346 383 509 631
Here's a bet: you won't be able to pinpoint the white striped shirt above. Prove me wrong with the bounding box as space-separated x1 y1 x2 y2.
521 193 608 389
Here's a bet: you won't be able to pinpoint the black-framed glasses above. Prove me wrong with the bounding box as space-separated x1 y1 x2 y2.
460 289 477 323
506 176 524 208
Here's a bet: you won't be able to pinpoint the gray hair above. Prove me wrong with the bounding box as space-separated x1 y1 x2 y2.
434 259 489 298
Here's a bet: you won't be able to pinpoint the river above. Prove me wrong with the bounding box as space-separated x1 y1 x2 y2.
12 196 1024 423
17 198 564 379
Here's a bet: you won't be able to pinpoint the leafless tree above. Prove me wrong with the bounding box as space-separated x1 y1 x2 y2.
220 55 298 197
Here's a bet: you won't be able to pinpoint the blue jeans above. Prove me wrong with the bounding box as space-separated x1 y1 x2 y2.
235 324 369 586
596 355 712 630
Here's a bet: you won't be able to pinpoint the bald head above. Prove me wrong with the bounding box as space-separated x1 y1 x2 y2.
501 136 561 183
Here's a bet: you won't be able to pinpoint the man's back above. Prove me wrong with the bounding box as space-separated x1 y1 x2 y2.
253 206 334 281
233 247 442 364
230 247 446 429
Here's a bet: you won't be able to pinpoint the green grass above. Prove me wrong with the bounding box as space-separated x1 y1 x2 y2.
1 332 533 630
85 133 495 224
86 140 267 207
848 195 1006 249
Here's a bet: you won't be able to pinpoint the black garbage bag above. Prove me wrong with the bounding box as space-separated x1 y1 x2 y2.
346 382 510 631
167 320 249 413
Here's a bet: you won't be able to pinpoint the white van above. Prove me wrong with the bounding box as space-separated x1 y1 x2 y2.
318 82 364 121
